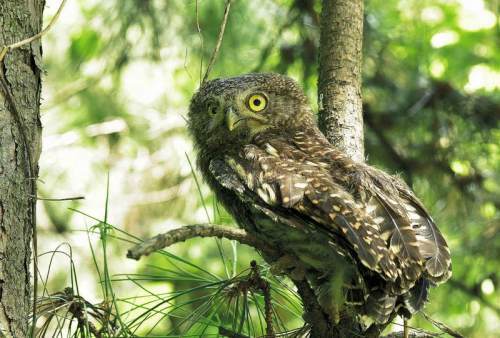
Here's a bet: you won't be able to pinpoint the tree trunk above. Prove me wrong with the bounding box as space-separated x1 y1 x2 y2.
318 0 365 163
0 1 44 336
312 0 365 336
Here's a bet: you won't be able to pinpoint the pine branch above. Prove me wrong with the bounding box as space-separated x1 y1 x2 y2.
126 224 278 260
126 224 333 337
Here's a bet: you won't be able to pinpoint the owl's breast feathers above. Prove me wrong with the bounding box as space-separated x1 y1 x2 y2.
207 127 451 322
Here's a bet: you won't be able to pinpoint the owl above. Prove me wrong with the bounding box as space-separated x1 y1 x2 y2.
188 73 451 327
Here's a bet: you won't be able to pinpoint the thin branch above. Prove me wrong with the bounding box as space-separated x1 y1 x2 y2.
195 0 204 85
126 224 278 260
34 195 85 202
421 312 465 338
0 0 68 63
249 261 275 337
381 331 437 338
202 0 232 83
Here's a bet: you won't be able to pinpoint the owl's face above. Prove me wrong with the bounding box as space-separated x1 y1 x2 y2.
188 73 313 154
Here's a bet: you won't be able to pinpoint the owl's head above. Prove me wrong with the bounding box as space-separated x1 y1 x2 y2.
188 73 314 153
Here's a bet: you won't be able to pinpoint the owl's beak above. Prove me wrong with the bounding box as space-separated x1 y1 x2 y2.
225 106 240 131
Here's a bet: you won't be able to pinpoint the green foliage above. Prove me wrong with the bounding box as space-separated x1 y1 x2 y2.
37 0 499 336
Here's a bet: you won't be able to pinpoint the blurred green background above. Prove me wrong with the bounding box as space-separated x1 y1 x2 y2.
36 0 499 337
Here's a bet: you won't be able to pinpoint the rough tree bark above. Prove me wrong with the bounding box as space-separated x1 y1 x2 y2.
0 1 44 337
317 0 366 336
318 0 365 163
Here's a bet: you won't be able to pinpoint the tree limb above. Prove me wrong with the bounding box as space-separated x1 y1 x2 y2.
127 224 334 337
381 331 437 338
127 224 278 260
293 279 332 337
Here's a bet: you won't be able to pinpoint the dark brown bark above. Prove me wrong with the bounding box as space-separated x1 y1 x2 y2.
318 0 365 162
0 1 44 336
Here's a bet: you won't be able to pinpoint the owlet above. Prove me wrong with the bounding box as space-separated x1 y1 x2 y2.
187 73 451 325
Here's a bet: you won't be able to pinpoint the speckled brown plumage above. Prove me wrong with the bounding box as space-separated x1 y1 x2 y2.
188 73 451 324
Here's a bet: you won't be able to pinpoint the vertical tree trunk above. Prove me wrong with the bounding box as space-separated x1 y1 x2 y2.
312 0 365 336
318 0 365 162
0 1 44 336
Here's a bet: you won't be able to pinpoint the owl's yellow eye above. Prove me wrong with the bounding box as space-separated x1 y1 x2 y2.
247 94 267 112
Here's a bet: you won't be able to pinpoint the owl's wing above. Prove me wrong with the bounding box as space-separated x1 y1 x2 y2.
363 167 452 284
213 145 398 282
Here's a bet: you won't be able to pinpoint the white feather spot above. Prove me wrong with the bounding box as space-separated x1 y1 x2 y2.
294 182 308 189
264 144 279 157
257 183 276 205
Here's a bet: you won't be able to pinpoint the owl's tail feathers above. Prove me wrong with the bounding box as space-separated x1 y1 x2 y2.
363 289 397 324
362 278 431 324
398 277 431 319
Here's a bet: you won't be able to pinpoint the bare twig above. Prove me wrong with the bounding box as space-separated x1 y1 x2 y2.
0 0 68 63
34 195 85 201
202 0 232 83
126 224 278 260
249 261 275 337
36 287 112 338
382 331 437 338
421 312 464 338
195 0 204 85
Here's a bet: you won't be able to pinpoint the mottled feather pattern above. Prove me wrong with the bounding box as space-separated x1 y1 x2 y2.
289 128 451 282
402 278 430 315
364 289 397 324
189 73 451 325
229 143 399 282
284 127 451 318
401 197 452 282
364 166 451 283
221 134 446 323
369 193 423 289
